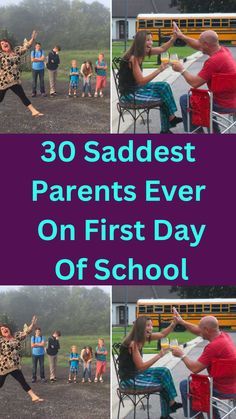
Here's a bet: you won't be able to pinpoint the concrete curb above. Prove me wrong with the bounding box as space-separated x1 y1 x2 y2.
112 336 203 418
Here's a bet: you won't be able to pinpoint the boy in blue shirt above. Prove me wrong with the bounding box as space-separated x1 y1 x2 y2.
68 345 80 383
31 42 46 97
69 59 79 97
31 327 46 382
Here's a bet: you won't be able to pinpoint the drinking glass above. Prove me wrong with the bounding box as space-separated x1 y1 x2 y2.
160 337 169 350
170 338 179 349
160 52 169 64
170 53 179 64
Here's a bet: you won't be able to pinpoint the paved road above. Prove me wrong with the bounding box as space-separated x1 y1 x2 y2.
112 332 236 419
111 47 236 134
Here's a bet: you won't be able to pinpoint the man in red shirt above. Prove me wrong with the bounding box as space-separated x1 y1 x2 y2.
172 315 236 418
172 27 236 132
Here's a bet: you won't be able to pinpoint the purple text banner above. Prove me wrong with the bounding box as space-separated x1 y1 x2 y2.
0 134 235 286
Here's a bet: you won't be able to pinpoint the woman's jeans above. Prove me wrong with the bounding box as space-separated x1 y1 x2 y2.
83 363 92 379
83 79 92 95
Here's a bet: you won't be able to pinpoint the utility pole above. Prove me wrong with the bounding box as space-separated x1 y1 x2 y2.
124 286 128 336
124 0 128 51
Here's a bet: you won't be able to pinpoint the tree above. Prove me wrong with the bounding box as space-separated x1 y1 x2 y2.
170 0 236 12
170 286 236 298
0 287 109 335
0 0 109 49
0 26 17 46
0 313 17 333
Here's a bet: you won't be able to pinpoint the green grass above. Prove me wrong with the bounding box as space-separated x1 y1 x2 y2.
113 326 195 354
22 335 110 366
112 41 194 68
21 49 110 81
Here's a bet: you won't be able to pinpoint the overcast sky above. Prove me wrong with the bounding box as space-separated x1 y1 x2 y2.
1 0 110 8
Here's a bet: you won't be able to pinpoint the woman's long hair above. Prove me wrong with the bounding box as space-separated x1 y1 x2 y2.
123 316 151 348
123 30 152 61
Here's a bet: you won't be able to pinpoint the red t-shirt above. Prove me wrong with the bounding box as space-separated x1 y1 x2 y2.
198 332 236 394
198 47 236 108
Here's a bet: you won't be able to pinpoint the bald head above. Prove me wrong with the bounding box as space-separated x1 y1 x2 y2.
199 30 219 46
199 316 219 330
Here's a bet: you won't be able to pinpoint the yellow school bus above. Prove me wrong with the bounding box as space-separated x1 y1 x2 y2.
136 299 236 329
136 13 236 44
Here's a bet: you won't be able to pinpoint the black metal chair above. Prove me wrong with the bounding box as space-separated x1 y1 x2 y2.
112 57 163 134
112 342 164 419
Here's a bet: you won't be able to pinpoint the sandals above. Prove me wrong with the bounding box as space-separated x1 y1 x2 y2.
32 112 44 118
32 398 44 403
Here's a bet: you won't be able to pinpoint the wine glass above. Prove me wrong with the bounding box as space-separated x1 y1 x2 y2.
170 53 179 65
160 337 169 350
170 338 179 349
160 52 169 65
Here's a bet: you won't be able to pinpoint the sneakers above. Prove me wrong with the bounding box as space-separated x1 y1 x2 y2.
67 379 72 384
99 91 104 98
81 378 85 383
31 93 36 97
94 92 98 97
160 130 174 134
170 401 183 413
32 378 36 383
99 377 104 383
82 93 85 98
41 93 47 97
169 116 183 128
88 378 92 383
94 377 98 382
41 378 47 383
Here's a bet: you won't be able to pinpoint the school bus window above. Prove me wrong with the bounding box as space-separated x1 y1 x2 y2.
164 305 171 313
187 305 195 313
196 304 202 313
212 304 220 313
212 19 221 27
230 19 236 27
139 20 146 28
179 20 187 28
196 19 203 27
204 19 211 27
164 20 171 28
180 305 187 313
147 20 154 28
203 304 211 312
147 305 154 313
154 305 163 313
139 305 146 313
230 304 236 312
222 304 229 313
154 20 163 28
222 19 229 27
188 19 195 27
